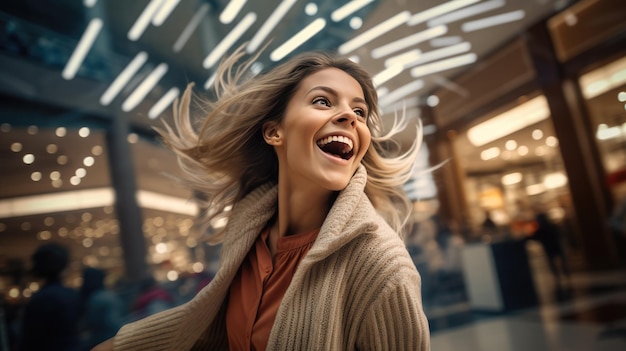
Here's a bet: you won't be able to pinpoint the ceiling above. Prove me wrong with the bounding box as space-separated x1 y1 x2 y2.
0 0 577 277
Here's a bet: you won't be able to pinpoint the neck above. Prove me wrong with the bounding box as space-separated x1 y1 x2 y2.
274 178 334 238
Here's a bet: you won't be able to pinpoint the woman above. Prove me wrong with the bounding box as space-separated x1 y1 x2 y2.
94 48 430 350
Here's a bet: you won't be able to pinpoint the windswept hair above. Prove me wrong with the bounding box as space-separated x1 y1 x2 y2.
158 48 421 243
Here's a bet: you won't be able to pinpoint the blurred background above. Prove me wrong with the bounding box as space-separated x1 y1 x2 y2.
1 0 625 350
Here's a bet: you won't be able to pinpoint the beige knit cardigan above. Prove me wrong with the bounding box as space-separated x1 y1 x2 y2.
113 166 430 350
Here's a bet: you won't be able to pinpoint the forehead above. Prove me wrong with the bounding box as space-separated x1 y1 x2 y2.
297 68 365 99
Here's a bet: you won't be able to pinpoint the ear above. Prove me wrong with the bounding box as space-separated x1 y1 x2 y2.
262 121 283 146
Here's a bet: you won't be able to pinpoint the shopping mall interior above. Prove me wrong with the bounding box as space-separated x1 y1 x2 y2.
1 0 625 350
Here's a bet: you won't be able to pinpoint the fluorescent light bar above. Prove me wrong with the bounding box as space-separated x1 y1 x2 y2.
0 188 114 218
62 18 103 80
0 188 198 218
404 42 471 69
270 18 326 61
247 0 297 54
331 0 374 22
173 3 209 53
83 0 97 8
128 0 164 41
501 172 522 185
203 12 257 69
338 11 410 55
372 64 403 87
408 0 480 26
100 52 148 106
220 0 247 24
384 49 421 68
122 63 168 112
149 87 180 119
428 0 505 27
371 25 447 59
381 96 420 114
137 190 198 216
467 95 550 147
462 10 525 32
410 52 476 78
378 79 424 107
204 71 217 90
579 56 626 99
376 86 389 98
152 0 180 26
429 36 462 47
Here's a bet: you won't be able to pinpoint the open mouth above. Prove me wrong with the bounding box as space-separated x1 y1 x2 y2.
316 135 354 160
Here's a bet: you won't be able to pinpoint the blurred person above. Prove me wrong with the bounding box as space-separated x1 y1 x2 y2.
128 276 175 322
79 267 123 351
17 243 80 351
94 48 429 350
481 210 497 235
531 213 570 286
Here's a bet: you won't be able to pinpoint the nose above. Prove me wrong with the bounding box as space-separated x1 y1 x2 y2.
334 104 357 127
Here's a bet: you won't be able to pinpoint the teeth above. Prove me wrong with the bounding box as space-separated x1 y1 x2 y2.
316 135 354 152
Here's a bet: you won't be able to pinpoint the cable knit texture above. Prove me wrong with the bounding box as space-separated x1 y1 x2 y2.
113 166 430 350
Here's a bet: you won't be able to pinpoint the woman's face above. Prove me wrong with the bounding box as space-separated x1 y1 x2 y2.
267 67 372 192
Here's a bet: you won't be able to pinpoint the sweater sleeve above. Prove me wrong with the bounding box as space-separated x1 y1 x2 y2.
113 304 187 350
356 272 431 351
113 303 229 351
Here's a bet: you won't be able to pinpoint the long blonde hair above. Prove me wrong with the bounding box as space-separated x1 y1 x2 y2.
158 49 421 243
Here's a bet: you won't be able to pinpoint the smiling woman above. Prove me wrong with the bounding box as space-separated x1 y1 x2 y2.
93 47 429 351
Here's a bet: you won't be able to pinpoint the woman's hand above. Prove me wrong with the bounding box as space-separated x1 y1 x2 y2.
92 337 115 351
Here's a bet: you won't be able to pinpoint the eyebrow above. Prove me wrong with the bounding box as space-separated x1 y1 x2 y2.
307 86 367 105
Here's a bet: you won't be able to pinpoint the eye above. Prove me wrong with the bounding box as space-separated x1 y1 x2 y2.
313 97 330 107
354 107 368 121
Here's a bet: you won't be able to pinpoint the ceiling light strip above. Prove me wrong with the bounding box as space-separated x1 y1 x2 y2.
338 11 410 55
428 0 505 27
203 12 257 69
128 0 165 41
270 18 326 61
408 0 480 26
62 18 103 80
462 10 526 32
384 49 421 69
122 63 169 112
100 51 148 106
204 71 218 90
371 25 447 59
152 0 180 26
372 64 404 87
378 79 424 107
467 95 550 147
331 0 374 22
0 188 198 218
220 0 247 24
83 0 97 8
402 42 471 69
137 190 198 216
173 3 210 53
410 52 476 78
0 188 115 218
247 0 297 53
429 36 462 47
148 87 180 119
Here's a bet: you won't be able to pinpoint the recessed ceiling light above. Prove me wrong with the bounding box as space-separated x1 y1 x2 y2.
23 154 35 165
10 142 22 152
305 3 318 16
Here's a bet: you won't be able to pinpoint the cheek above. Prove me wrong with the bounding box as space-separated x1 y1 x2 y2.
358 128 372 158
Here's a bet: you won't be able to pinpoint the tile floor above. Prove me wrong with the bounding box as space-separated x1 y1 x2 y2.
427 258 626 351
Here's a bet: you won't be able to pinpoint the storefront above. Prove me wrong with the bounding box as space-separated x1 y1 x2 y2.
427 0 626 270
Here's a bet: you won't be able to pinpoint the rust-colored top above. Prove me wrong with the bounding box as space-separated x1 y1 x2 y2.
226 225 320 351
